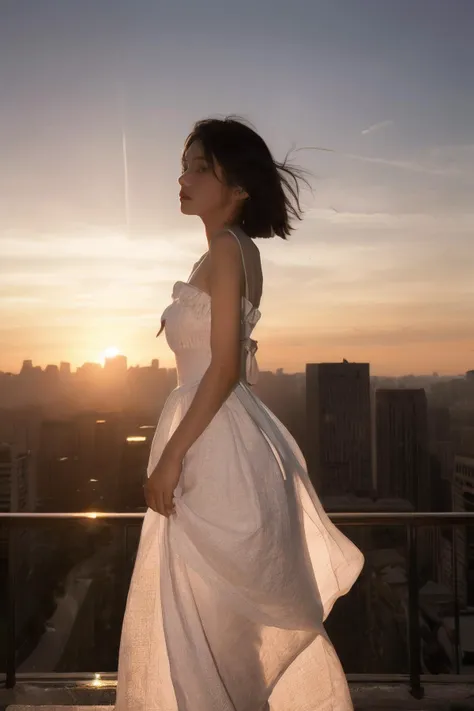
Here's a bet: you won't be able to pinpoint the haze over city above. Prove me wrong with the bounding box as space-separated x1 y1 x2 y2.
1 0 473 376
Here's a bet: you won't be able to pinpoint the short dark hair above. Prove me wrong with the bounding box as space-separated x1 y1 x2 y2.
182 115 311 239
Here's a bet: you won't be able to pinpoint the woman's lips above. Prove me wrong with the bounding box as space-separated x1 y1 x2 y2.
179 192 191 200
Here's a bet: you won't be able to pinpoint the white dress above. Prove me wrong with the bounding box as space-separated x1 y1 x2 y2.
115 226 364 711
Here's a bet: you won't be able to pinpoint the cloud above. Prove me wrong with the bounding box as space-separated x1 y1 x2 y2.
262 321 474 349
0 225 210 325
305 208 474 231
362 120 394 135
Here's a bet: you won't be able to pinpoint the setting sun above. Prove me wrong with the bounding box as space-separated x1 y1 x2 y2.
101 346 120 363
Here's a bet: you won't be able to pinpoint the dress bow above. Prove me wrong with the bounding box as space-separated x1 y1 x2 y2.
241 336 259 385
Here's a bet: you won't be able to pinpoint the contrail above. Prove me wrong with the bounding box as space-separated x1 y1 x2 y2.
362 119 394 135
292 145 443 175
116 80 131 231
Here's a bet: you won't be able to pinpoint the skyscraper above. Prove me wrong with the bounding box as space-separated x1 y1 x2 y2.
452 456 474 606
375 388 430 510
0 442 29 514
306 362 372 497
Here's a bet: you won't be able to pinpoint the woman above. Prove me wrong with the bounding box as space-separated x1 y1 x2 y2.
115 116 364 711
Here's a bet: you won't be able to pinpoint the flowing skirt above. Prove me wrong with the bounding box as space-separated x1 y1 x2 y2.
115 380 364 711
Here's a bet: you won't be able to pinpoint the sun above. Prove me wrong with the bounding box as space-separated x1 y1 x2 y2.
101 346 120 363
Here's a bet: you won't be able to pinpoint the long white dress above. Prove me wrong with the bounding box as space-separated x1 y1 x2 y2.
115 226 364 711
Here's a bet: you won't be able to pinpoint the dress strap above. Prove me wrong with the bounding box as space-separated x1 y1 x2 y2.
224 227 249 302
190 228 249 299
186 254 207 284
224 227 258 385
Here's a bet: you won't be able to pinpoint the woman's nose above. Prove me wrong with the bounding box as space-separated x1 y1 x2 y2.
178 172 190 187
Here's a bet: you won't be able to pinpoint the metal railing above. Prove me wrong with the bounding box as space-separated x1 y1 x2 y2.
2 510 474 699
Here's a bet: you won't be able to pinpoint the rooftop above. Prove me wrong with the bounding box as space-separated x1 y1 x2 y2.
2 679 474 710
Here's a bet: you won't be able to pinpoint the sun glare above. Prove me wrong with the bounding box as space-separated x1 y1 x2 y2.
100 346 120 364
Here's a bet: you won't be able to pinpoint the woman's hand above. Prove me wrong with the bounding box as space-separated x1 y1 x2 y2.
143 448 183 517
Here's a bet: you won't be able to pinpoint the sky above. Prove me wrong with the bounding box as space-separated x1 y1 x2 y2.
1 0 473 377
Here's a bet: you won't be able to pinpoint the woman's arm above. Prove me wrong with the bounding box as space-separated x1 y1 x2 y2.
161 231 244 462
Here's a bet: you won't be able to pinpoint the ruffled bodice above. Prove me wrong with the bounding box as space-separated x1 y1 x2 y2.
158 280 261 387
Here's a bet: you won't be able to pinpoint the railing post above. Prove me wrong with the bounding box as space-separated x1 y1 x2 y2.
6 518 16 688
122 523 129 608
407 522 423 699
452 525 461 674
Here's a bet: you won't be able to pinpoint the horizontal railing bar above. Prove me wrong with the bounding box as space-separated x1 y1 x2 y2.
0 512 147 519
3 671 474 684
331 512 474 525
1 511 474 525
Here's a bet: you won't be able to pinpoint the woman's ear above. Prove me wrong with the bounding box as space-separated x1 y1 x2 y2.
236 186 249 200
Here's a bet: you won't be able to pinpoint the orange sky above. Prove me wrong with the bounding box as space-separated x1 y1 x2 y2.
2 219 472 377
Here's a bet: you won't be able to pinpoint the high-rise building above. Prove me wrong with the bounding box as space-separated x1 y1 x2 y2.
59 361 71 376
375 389 430 510
305 362 373 497
104 354 128 376
429 406 451 443
125 364 172 417
0 442 30 514
0 441 76 667
376 389 437 578
37 419 80 511
452 456 474 606
91 414 125 509
0 443 32 633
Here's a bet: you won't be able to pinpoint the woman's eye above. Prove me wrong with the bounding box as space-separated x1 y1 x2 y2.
180 164 207 174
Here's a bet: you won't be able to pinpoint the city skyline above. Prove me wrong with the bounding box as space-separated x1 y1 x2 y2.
1 0 473 376
2 352 470 379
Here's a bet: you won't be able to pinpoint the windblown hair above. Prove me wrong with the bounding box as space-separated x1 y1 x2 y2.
182 115 311 239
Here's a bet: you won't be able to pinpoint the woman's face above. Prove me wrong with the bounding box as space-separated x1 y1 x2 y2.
178 139 245 220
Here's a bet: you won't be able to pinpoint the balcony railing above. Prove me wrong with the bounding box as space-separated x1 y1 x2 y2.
2 511 474 700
